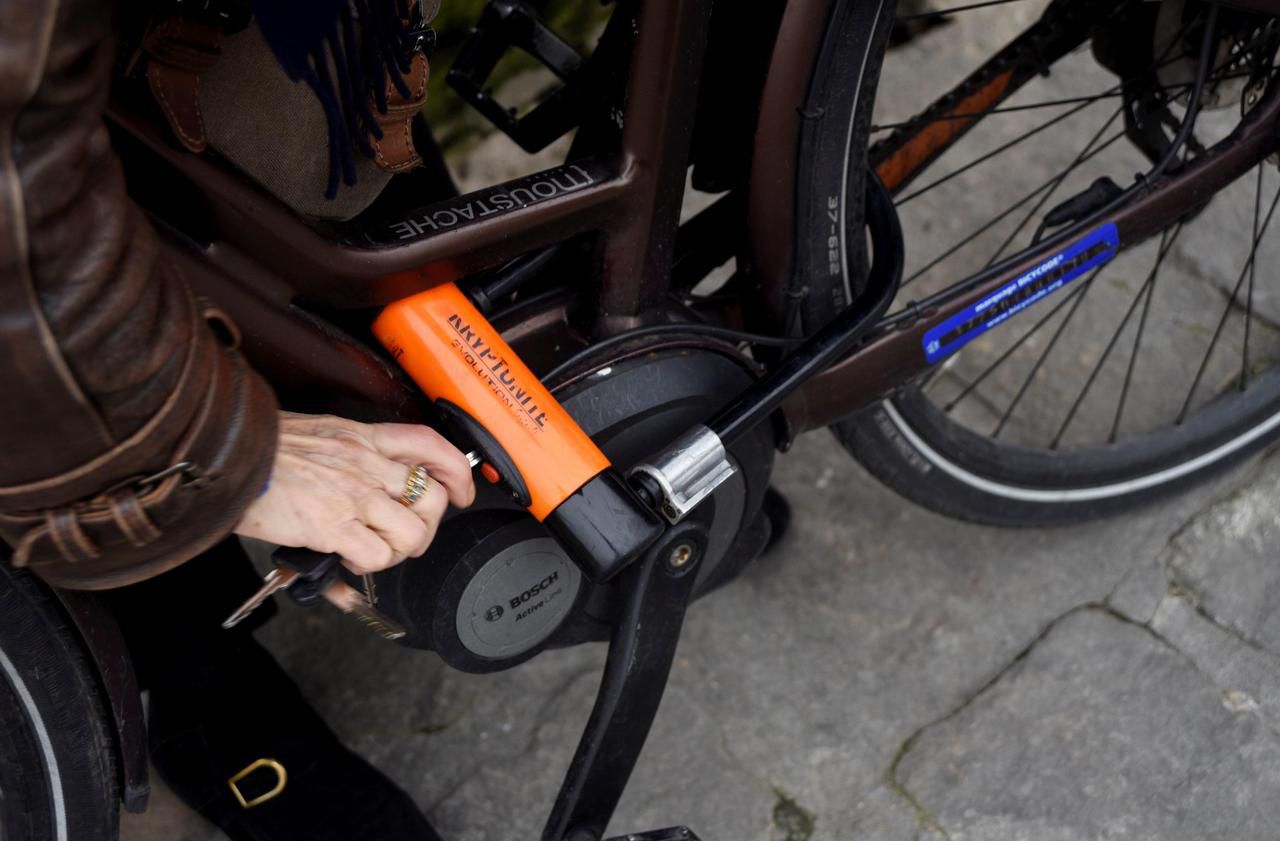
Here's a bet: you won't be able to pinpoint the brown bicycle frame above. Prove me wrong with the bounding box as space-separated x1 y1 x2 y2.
113 0 1280 441
117 0 728 312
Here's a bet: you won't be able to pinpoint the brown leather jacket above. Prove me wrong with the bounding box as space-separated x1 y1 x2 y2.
0 0 278 589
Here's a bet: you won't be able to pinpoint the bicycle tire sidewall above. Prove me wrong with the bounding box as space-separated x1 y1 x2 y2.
0 560 119 841
835 386 1280 526
794 0 897 333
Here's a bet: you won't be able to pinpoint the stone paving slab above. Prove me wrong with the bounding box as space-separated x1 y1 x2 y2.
1162 463 1280 652
890 608 1280 841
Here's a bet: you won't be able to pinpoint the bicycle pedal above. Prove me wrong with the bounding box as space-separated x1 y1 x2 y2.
446 0 589 153
604 828 701 841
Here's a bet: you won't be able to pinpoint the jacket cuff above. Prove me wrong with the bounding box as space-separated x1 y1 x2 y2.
0 300 279 590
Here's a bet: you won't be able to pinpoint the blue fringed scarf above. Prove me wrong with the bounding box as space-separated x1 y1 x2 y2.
252 0 419 198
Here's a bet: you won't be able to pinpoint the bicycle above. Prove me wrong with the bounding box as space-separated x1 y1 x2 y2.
7 0 1280 838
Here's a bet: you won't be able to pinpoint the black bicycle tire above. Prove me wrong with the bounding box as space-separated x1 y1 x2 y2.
0 558 120 841
796 0 1280 525
791 0 897 332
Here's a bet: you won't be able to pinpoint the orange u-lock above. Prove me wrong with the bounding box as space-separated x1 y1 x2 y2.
373 282 610 521
374 282 663 581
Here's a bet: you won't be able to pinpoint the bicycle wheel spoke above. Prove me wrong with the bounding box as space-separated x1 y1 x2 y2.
901 130 1124 289
901 18 1253 293
895 98 1104 206
1110 223 1184 443
945 278 1091 413
1178 178 1280 423
885 3 1280 461
897 0 1033 21
903 128 1126 290
892 56 1248 208
987 108 1126 267
1050 229 1182 449
889 6 1264 186
992 266 1102 438
868 69 1242 134
902 176 1063 288
871 93 1127 134
1241 165 1264 391
875 10 1213 199
895 40 1239 289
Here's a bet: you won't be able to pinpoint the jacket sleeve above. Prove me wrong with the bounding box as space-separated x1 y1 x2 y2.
0 0 279 589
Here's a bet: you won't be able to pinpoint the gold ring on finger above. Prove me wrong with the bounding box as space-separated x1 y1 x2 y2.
399 464 431 507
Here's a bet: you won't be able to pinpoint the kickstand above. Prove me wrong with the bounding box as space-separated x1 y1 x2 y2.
542 523 708 841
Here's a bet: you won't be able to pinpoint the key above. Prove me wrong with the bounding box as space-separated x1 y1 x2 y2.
225 548 405 641
360 572 379 606
222 548 342 629
221 568 293 630
323 581 408 641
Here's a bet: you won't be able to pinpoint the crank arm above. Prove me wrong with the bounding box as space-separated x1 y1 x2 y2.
542 522 708 841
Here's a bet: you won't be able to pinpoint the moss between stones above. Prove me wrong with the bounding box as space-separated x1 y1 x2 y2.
770 787 816 841
415 713 465 735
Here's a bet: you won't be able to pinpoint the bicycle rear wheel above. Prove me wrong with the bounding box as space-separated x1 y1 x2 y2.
0 557 119 841
798 0 1280 524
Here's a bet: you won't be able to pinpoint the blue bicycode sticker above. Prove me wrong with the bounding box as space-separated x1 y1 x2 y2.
922 223 1120 365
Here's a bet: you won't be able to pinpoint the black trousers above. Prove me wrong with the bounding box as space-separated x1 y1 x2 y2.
101 538 276 693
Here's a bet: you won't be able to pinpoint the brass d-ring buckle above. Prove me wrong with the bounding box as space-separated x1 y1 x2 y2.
227 758 288 809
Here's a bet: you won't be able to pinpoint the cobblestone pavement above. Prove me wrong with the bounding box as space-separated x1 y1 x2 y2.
121 433 1280 841
121 3 1280 840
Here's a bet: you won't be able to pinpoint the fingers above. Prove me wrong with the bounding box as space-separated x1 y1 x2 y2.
368 423 476 508
358 492 436 570
279 415 476 509
338 449 452 531
329 521 395 575
335 486 447 574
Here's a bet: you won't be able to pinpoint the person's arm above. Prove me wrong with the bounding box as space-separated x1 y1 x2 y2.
0 0 278 589
0 0 473 589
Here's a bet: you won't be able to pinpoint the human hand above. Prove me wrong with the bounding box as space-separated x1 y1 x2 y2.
234 412 476 574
